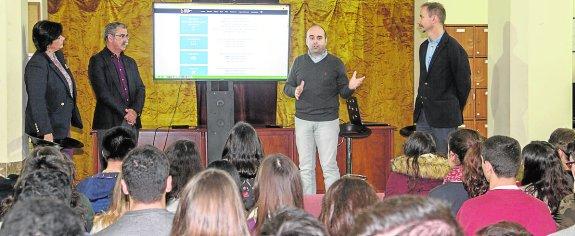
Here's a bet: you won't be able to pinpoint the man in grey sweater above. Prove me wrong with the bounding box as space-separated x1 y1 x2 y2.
284 25 365 194
95 145 174 236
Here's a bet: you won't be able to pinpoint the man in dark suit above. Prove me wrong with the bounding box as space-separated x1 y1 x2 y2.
88 22 145 132
25 20 82 145
414 2 471 155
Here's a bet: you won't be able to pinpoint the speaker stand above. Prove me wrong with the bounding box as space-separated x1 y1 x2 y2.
206 81 234 164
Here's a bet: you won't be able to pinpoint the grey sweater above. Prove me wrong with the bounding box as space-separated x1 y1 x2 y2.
283 54 353 121
94 208 174 236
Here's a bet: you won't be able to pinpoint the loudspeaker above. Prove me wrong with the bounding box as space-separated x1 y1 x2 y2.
206 81 235 164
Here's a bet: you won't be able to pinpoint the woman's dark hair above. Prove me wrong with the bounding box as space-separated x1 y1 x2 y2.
521 141 571 215
319 176 378 236
403 132 436 179
1 147 88 228
32 20 63 52
207 159 241 190
222 121 264 179
448 129 483 164
102 126 136 161
165 140 203 201
462 143 489 198
0 169 72 220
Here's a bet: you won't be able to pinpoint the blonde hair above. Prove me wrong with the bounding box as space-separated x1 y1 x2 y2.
171 169 248 236
90 173 129 234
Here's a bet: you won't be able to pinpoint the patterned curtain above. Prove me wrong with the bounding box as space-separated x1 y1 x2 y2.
48 0 413 179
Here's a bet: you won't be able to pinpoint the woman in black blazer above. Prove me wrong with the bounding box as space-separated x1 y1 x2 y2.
24 20 82 148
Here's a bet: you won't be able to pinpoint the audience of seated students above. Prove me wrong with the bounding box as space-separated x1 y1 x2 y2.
207 159 241 189
0 199 85 236
385 132 450 196
457 135 556 236
429 128 483 216
248 154 304 234
95 145 174 236
461 142 490 198
164 140 203 213
557 141 575 229
77 126 135 214
171 169 249 236
351 195 463 235
521 141 572 222
261 206 328 236
91 172 128 234
318 175 379 236
476 221 532 236
5 146 94 231
548 128 575 186
222 121 264 210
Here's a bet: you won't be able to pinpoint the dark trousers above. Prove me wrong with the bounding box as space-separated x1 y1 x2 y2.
416 111 456 155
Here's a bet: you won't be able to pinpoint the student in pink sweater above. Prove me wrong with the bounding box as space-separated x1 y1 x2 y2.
457 135 556 236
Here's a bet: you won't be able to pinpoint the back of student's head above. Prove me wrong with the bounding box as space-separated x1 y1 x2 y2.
481 135 522 178
222 121 264 179
102 126 136 161
548 128 575 152
476 221 532 236
448 129 483 164
207 159 241 189
351 195 463 236
319 176 378 236
261 206 328 236
404 132 436 157
15 169 72 204
122 145 170 203
171 169 248 236
256 154 304 231
165 139 203 201
20 146 75 185
521 141 571 213
1 169 73 220
0 198 84 236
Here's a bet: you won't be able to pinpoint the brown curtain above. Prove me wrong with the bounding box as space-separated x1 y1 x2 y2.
48 0 414 179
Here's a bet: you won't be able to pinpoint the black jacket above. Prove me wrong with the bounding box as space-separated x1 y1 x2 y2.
25 51 82 139
414 32 471 128
88 48 145 130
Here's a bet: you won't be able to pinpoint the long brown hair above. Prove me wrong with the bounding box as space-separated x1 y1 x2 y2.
171 169 248 236
462 143 489 197
319 176 379 236
254 154 304 232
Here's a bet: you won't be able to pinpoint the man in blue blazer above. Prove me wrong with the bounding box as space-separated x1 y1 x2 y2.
414 2 471 154
88 22 145 131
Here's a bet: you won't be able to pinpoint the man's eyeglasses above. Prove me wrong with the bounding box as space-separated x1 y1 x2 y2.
113 34 129 39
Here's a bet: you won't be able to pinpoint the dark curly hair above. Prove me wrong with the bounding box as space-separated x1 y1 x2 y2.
521 141 572 215
165 140 203 201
